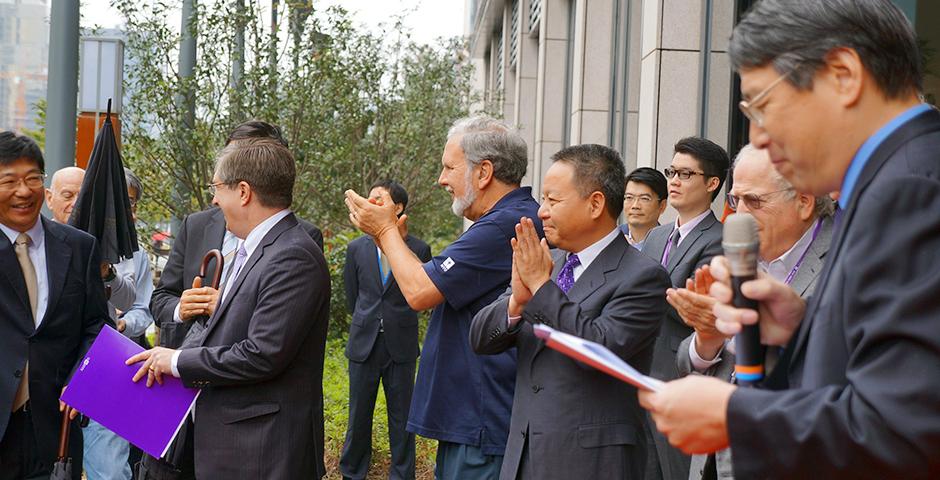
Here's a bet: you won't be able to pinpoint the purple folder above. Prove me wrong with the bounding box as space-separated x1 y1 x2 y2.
61 325 200 458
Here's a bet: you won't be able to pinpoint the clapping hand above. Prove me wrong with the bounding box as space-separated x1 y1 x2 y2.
509 217 553 310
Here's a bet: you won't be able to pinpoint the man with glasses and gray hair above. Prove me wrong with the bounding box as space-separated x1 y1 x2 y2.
640 1 940 477
640 136 728 480
667 145 833 480
345 115 540 478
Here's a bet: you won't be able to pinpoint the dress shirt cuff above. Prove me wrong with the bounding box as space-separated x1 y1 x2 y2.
170 350 182 378
507 314 522 328
173 302 183 323
689 333 726 372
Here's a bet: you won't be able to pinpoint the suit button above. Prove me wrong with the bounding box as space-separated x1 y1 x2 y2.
14 370 22 378
531 384 541 393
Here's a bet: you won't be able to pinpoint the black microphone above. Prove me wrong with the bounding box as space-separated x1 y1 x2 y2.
723 213 764 386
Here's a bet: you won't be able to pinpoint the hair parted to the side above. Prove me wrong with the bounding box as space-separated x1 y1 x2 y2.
215 138 296 209
729 0 922 99
225 120 289 148
674 136 730 201
447 115 528 186
626 167 668 201
550 144 626 221
0 131 44 171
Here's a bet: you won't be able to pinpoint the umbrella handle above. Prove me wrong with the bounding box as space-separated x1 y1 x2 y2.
57 408 71 461
199 249 224 290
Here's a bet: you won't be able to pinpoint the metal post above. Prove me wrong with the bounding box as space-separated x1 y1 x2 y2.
45 0 80 174
232 0 245 95
172 0 198 233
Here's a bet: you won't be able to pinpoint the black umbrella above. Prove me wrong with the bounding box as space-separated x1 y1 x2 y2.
68 98 138 263
49 410 72 480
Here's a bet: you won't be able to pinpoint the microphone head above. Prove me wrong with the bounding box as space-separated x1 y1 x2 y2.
723 212 759 248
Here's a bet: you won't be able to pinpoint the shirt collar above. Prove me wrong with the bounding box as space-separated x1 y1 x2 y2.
759 218 818 281
0 216 45 249
839 103 932 210
240 209 291 258
570 227 620 271
673 209 712 241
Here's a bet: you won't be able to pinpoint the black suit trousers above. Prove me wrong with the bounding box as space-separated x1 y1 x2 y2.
340 333 416 480
0 407 82 480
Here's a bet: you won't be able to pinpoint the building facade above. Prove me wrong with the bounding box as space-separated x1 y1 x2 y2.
466 0 940 221
0 0 49 132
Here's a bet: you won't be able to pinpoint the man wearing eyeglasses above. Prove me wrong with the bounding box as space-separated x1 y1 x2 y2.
0 131 111 480
621 167 668 250
640 136 728 480
667 145 834 480
639 1 940 478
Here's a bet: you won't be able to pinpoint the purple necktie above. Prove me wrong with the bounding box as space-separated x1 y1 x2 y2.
555 254 581 294
660 228 680 267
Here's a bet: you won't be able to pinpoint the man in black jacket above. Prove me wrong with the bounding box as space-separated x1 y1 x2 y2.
340 180 431 480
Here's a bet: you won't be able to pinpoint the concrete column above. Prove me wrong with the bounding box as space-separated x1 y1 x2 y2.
512 0 540 188
532 0 569 195
500 4 516 121
567 0 614 146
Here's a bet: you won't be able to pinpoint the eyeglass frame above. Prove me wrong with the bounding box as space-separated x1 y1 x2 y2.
0 173 46 192
624 193 660 206
738 63 802 128
206 181 230 195
726 187 795 211
663 167 707 181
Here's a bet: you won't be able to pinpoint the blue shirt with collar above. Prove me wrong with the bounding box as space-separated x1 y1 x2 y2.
839 103 933 209
409 187 542 455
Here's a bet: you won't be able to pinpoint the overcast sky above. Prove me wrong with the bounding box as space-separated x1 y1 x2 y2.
81 0 467 45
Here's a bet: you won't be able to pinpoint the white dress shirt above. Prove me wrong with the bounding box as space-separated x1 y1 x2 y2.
1 218 49 326
171 209 292 377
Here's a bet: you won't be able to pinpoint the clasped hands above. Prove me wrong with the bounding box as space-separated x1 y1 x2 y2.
638 255 809 455
507 217 553 321
344 189 408 246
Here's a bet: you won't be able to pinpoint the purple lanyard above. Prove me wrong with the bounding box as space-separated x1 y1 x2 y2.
784 220 823 285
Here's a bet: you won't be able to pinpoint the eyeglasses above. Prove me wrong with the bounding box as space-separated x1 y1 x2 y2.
738 64 800 128
727 187 794 211
663 167 705 181
624 194 657 206
206 182 227 195
0 173 45 192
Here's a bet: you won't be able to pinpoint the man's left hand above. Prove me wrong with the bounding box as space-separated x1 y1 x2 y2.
126 347 178 387
512 217 553 294
638 375 735 455
345 189 399 240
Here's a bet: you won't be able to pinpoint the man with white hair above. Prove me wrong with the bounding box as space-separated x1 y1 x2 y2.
666 145 833 480
346 115 540 478
44 166 84 223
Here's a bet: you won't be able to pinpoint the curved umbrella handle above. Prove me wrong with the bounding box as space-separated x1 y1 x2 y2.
57 408 71 461
199 249 224 289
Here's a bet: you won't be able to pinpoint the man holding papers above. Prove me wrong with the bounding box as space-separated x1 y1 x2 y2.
470 144 670 480
127 138 330 479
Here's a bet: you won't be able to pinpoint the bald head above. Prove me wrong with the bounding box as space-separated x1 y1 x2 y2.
46 167 85 223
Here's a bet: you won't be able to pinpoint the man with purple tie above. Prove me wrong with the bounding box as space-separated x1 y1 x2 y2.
470 144 669 480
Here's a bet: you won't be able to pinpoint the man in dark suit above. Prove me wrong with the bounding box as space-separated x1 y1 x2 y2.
669 145 834 480
640 136 728 480
340 179 432 480
150 120 322 350
641 1 940 478
0 131 111 480
470 144 670 480
129 138 330 479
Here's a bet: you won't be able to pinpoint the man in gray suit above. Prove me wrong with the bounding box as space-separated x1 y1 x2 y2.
471 144 670 480
668 145 833 480
340 179 432 480
641 136 728 480
128 138 330 479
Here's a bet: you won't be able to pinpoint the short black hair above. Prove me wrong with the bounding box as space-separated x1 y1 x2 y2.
0 131 44 171
729 0 921 99
673 136 729 201
225 120 289 148
550 144 626 221
626 167 667 201
369 179 409 215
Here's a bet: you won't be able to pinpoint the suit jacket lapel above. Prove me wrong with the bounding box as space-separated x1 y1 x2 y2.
0 232 32 330
40 218 71 333
666 212 716 273
790 109 940 363
789 217 832 297
202 214 296 341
